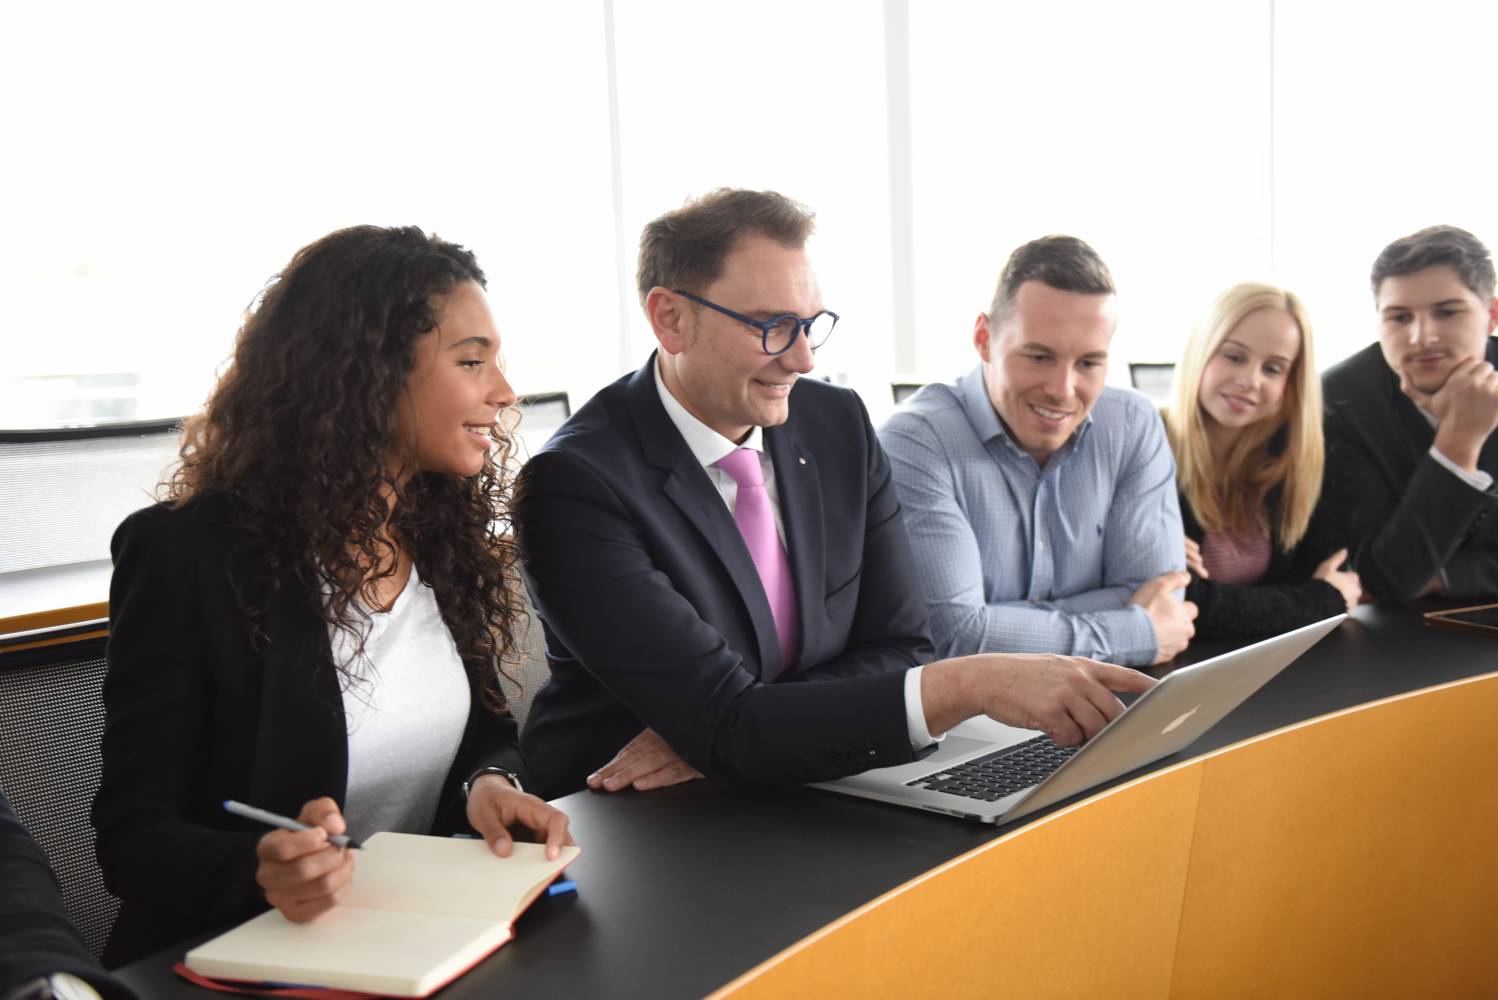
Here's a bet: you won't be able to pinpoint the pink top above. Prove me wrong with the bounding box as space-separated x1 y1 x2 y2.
1201 527 1272 585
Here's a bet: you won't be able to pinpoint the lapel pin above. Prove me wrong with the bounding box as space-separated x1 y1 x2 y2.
798 457 806 465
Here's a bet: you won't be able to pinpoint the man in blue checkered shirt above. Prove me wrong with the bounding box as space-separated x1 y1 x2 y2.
880 236 1194 667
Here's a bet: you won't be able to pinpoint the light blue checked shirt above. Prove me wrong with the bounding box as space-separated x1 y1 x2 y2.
878 367 1184 666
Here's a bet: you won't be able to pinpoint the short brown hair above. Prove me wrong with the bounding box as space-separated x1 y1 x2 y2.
1371 225 1495 302
988 235 1115 327
636 188 815 305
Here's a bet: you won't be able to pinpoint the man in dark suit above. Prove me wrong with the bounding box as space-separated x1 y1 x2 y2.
517 189 1153 800
1322 225 1498 602
1 791 134 999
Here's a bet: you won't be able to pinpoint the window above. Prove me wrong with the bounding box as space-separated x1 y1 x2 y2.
0 2 620 430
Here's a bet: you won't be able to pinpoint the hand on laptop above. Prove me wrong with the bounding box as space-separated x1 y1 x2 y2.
587 728 704 794
255 797 355 923
1130 570 1197 664
922 655 1156 747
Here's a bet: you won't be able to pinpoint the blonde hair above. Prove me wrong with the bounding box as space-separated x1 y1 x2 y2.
1164 282 1324 549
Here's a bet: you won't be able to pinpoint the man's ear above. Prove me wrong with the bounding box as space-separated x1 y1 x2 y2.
1486 296 1498 336
973 312 993 363
646 287 690 355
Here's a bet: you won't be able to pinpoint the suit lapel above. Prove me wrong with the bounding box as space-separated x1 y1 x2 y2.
766 409 824 676
1386 368 1437 459
626 356 780 677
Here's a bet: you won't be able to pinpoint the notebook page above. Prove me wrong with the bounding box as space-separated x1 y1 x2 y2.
342 832 580 921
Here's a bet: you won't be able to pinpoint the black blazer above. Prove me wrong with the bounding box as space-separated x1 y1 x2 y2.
517 357 933 799
1321 340 1498 601
1181 490 1345 639
92 493 522 967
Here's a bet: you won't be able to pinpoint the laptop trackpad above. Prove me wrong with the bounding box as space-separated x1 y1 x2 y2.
917 735 992 767
948 716 1043 744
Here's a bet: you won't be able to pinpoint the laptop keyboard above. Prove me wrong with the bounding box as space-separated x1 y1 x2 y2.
906 734 1082 801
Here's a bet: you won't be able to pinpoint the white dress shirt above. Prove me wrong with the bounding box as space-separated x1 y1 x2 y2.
1414 405 1495 491
653 359 937 750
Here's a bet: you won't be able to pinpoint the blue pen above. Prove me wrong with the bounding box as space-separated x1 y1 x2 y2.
223 800 363 849
547 879 578 897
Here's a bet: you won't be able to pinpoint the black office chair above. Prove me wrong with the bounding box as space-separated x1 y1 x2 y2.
499 585 551 729
0 420 183 576
891 381 925 404
510 392 572 463
0 630 119 960
517 391 570 427
1127 362 1176 402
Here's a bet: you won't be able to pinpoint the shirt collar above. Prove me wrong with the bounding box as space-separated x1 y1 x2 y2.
653 355 765 469
957 364 1094 458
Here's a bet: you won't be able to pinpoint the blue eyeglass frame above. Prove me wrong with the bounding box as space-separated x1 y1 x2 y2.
672 289 839 356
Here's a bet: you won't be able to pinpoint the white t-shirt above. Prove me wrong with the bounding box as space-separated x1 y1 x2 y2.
330 564 471 842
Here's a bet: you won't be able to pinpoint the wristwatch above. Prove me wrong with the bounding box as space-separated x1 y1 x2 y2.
3 974 102 1000
462 766 523 799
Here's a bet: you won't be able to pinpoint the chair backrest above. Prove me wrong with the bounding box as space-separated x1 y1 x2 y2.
0 420 181 574
1128 362 1176 403
501 585 551 728
891 381 925 404
0 633 119 959
513 392 572 462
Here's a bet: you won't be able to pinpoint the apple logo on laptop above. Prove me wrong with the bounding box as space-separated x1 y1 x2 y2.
1161 705 1201 734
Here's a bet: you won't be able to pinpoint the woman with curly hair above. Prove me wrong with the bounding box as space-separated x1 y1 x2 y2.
92 225 571 966
1164 282 1361 639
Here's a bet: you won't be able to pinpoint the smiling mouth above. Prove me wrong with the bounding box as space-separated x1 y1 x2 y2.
1030 402 1072 422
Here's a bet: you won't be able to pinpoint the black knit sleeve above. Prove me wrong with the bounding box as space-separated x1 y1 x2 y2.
1188 575 1349 640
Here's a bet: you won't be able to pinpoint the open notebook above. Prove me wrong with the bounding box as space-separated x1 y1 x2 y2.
184 832 580 997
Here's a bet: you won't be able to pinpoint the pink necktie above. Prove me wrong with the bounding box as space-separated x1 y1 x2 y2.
714 448 800 678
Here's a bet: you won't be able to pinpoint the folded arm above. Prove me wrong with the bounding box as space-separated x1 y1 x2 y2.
1326 412 1498 601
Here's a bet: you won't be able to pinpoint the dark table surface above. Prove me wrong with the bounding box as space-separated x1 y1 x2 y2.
115 602 1497 999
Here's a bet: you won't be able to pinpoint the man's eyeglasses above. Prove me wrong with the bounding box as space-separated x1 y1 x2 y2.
673 290 839 356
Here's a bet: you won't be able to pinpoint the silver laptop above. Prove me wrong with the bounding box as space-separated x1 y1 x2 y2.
811 615 1344 824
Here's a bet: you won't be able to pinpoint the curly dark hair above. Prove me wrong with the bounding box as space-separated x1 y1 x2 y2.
165 224 520 710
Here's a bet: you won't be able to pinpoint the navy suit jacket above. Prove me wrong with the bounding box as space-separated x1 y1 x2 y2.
517 357 934 799
2 791 135 997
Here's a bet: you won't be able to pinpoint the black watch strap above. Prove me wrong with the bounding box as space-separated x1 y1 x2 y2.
463 766 522 798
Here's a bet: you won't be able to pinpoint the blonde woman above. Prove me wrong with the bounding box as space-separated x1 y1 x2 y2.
1164 283 1360 638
